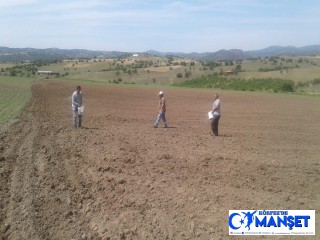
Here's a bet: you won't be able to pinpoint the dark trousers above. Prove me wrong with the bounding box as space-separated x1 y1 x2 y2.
211 115 220 136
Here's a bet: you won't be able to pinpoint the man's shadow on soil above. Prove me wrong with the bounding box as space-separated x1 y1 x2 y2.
80 127 99 130
218 134 232 137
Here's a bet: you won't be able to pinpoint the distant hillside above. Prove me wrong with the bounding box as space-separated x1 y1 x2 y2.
147 45 320 60
248 45 320 58
199 49 251 61
0 47 128 62
1 45 320 62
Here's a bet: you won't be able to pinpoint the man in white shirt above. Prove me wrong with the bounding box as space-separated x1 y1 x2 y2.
72 86 83 128
211 93 221 136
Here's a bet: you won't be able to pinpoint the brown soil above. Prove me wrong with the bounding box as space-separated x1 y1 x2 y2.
0 80 319 240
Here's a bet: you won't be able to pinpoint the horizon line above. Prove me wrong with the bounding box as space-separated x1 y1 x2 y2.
1 44 320 54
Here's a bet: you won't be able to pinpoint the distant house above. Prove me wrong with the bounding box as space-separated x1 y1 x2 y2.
37 71 60 77
224 69 234 75
132 53 139 57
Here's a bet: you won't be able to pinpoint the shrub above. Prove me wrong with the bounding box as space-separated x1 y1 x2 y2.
281 82 294 92
312 78 320 85
296 81 308 88
174 75 296 93
10 69 16 76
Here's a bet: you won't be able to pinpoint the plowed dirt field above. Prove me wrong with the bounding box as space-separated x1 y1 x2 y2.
1 80 319 240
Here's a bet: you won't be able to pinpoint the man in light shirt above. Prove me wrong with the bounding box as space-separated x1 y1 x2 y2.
211 93 221 136
72 85 83 128
153 91 168 128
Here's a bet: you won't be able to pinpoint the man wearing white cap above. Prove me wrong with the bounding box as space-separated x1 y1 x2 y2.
153 91 168 128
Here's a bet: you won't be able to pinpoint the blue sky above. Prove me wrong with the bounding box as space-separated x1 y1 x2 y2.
1 0 319 52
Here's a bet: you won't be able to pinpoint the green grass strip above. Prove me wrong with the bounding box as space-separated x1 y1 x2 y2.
0 76 33 124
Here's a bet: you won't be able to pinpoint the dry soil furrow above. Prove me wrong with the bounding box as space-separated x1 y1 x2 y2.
1 83 49 239
1 81 320 240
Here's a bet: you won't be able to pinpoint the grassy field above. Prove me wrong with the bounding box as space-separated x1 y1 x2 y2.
34 58 205 85
0 76 33 123
31 55 320 88
1 54 320 124
238 57 320 83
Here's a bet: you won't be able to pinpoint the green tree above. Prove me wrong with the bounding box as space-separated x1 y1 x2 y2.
10 69 16 76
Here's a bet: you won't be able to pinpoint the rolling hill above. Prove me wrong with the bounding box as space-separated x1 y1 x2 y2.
1 45 320 62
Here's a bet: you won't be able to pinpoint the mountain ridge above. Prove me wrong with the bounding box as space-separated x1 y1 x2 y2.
1 45 320 62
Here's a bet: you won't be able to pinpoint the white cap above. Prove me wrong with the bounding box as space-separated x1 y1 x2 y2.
159 91 164 95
